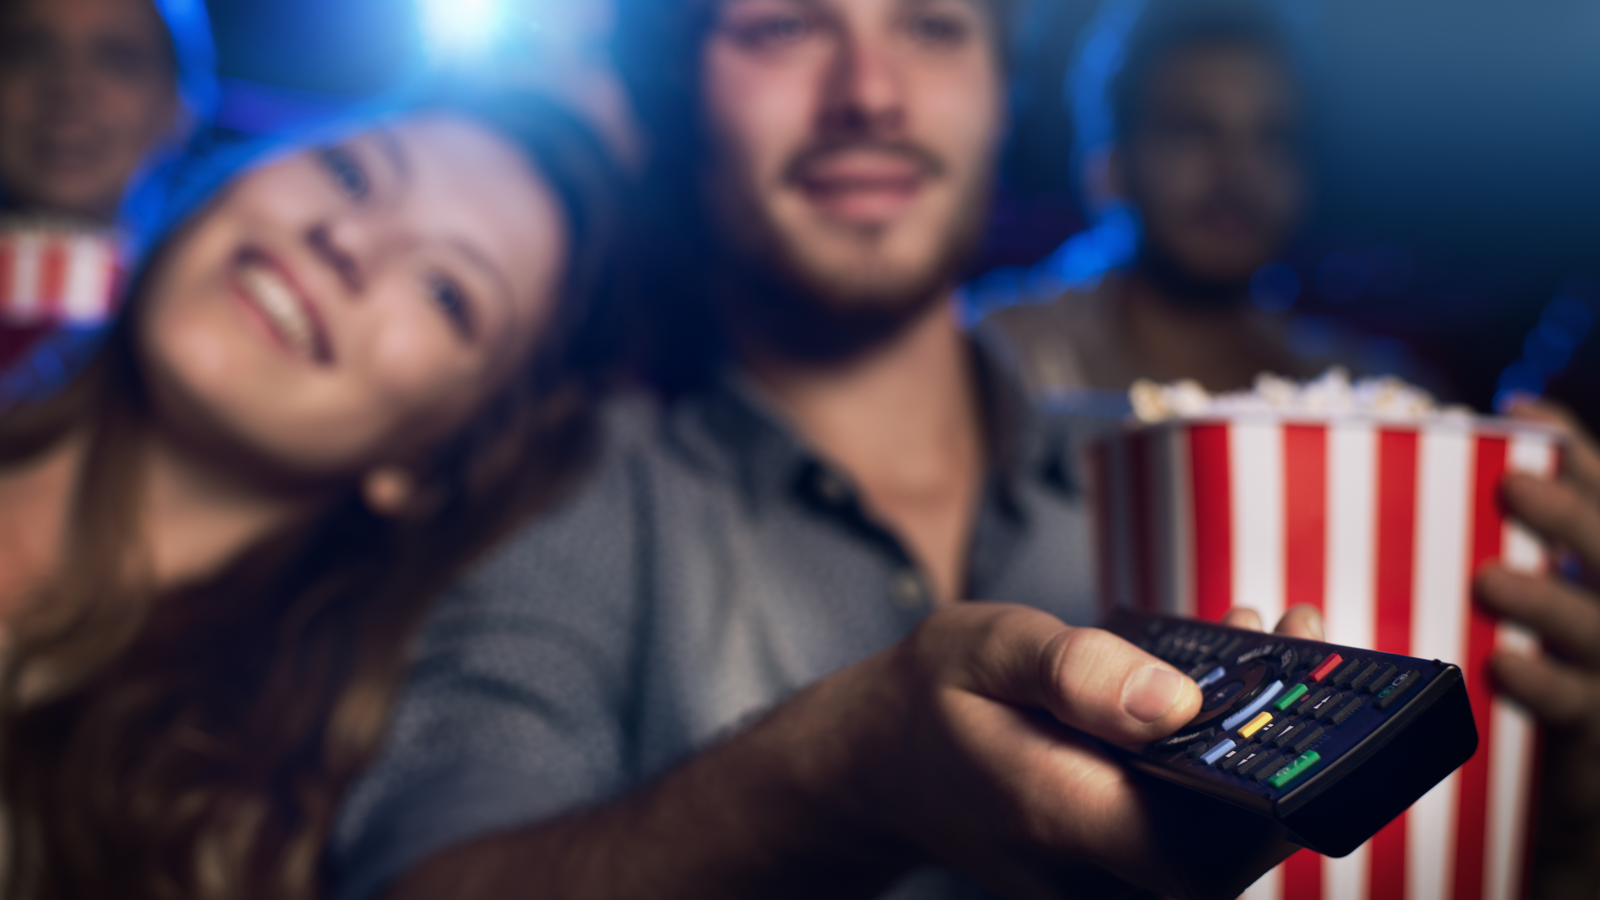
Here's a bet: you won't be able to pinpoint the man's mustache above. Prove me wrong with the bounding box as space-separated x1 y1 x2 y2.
783 140 946 185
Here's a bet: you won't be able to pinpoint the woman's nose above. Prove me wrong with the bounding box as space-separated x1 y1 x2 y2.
306 220 366 295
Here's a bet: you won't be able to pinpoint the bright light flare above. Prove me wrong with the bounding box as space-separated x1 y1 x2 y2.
419 0 500 61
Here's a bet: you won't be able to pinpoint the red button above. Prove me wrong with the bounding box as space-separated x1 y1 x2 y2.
1309 653 1343 684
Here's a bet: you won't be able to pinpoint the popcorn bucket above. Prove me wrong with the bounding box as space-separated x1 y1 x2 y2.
1088 414 1563 900
0 228 122 371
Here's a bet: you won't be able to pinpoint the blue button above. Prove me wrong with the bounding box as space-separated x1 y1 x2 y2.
1223 680 1285 732
1201 738 1237 766
1195 666 1227 690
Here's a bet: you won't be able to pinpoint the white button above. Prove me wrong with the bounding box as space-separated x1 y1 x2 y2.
892 570 925 609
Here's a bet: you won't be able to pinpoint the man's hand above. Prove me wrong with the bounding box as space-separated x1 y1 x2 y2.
820 603 1325 900
388 605 1316 900
1475 398 1600 900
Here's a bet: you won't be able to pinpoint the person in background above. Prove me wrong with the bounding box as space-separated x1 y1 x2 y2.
985 3 1600 894
0 0 216 386
0 0 212 222
326 2 1320 900
983 0 1314 395
0 88 617 900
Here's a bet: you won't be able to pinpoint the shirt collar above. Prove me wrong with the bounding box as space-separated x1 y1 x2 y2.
667 334 1079 514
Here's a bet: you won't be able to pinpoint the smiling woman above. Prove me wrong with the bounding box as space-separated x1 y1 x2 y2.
0 85 616 900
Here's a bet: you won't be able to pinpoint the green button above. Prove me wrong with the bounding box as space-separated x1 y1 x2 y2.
1275 683 1309 711
1269 751 1322 789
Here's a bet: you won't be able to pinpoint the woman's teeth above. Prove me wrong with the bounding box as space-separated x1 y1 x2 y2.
239 262 315 357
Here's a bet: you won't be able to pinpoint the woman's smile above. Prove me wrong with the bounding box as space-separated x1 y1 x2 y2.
230 246 333 365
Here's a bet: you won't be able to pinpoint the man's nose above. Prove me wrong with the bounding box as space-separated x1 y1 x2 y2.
819 31 906 138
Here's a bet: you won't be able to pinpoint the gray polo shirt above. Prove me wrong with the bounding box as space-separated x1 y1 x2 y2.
327 349 1099 900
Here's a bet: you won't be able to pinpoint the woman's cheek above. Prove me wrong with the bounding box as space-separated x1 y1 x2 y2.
364 314 483 416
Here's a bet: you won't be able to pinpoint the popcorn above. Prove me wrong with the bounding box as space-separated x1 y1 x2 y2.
1128 367 1477 424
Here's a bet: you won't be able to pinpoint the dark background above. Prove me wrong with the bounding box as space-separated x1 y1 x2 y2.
204 0 1600 423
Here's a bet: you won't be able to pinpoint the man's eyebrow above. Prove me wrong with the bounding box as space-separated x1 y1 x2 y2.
375 128 410 181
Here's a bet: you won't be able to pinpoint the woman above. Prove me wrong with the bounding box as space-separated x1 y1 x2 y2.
0 85 615 899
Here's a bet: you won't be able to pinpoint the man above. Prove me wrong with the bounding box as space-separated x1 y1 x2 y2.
0 0 201 223
982 4 1600 895
983 1 1314 394
326 2 1600 899
328 2 1313 898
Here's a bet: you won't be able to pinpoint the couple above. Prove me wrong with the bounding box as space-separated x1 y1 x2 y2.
7 2 1600 900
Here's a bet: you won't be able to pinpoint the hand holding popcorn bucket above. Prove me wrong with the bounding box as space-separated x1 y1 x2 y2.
1087 372 1563 900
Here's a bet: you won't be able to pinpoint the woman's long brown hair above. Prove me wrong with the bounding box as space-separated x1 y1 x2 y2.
0 90 617 900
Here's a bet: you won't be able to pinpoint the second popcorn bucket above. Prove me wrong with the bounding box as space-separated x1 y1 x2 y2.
1085 373 1563 900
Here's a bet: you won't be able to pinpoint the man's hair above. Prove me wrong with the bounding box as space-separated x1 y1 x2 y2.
1109 0 1300 143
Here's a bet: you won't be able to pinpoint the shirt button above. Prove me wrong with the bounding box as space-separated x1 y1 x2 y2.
892 570 926 609
815 470 850 505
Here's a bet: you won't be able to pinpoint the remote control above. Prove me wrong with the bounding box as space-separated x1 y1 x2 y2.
1101 609 1478 857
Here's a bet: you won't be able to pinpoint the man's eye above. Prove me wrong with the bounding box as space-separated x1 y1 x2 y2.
905 13 971 47
319 147 370 200
428 274 475 340
728 14 815 50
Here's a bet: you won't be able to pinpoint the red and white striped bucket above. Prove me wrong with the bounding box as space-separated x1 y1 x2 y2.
1087 416 1563 900
0 229 121 327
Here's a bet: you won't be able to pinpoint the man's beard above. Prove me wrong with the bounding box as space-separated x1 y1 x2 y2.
706 141 991 366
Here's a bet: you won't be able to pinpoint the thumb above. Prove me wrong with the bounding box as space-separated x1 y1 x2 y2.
953 606 1202 745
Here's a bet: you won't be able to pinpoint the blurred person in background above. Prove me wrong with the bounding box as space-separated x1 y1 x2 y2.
0 88 616 900
0 0 209 222
326 2 1323 899
0 0 216 390
983 0 1315 395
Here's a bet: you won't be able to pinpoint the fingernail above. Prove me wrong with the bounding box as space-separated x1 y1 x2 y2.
1307 608 1326 641
1124 666 1184 723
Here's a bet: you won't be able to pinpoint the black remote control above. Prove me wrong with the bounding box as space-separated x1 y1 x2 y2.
1101 609 1478 857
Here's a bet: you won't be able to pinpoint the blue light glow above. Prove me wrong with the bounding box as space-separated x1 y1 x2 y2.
419 0 502 61
1492 283 1597 409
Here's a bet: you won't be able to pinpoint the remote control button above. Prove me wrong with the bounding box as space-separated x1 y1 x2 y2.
1234 747 1273 776
1201 738 1237 766
1296 687 1331 716
1213 635 1244 663
1249 752 1287 782
1304 652 1326 672
1151 727 1218 753
1203 680 1246 711
1290 726 1326 755
1186 740 1211 759
1222 680 1285 732
1374 669 1423 710
1255 715 1289 743
1238 643 1281 666
1275 683 1310 711
1308 653 1344 683
1270 719 1307 748
1332 659 1365 687
1193 665 1227 690
1329 696 1364 725
1268 751 1323 789
1310 690 1344 719
1275 647 1300 677
1239 711 1274 739
1217 746 1248 772
1363 665 1399 695
1349 662 1384 692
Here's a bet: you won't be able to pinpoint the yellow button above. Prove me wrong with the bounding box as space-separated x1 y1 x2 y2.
1239 711 1274 738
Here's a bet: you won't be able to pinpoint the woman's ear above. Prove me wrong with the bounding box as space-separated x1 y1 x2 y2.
362 466 417 517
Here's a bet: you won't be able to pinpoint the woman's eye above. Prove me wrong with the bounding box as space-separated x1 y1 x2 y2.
319 147 370 200
906 13 972 48
427 274 475 340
